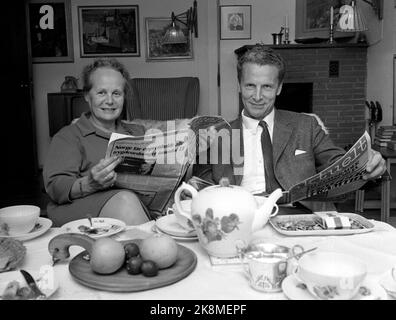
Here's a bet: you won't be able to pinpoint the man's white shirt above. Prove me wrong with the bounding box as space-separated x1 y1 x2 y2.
240 109 275 194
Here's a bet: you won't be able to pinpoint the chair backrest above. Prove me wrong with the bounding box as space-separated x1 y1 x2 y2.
127 77 199 120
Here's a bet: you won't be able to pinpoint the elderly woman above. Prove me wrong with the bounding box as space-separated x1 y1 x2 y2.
43 58 150 227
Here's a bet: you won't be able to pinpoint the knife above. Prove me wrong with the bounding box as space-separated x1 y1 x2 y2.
20 269 46 300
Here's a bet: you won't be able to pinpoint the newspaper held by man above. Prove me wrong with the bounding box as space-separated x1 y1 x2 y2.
285 131 375 203
188 131 389 204
105 115 230 218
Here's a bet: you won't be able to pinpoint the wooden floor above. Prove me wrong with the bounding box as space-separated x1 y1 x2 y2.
1 176 395 228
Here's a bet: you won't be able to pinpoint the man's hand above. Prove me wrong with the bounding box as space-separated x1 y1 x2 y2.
363 149 387 180
87 156 123 192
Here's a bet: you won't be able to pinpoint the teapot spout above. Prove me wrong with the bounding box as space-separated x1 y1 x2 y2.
252 188 283 232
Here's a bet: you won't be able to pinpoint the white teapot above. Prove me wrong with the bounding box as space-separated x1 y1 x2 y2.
174 179 283 258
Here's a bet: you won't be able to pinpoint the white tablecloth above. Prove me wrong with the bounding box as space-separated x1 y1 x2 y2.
4 219 396 300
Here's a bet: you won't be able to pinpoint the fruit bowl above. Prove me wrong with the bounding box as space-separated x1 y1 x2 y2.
69 239 197 292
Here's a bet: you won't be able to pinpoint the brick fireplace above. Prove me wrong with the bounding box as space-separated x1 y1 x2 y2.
235 43 368 148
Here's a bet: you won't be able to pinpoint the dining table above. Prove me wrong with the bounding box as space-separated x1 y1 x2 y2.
3 217 396 301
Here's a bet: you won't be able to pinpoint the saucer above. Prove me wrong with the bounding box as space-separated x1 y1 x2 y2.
0 218 52 242
282 274 387 300
152 225 198 242
61 217 125 239
155 214 197 238
379 270 396 299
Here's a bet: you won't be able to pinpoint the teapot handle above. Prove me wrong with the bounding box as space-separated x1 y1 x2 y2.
174 182 198 219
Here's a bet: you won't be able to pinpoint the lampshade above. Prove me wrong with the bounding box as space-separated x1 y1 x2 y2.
337 1 368 32
162 21 188 45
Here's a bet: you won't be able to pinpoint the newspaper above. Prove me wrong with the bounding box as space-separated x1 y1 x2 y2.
105 115 230 218
189 131 386 204
284 131 372 203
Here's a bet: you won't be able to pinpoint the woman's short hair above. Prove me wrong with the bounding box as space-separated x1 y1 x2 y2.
237 45 286 84
81 57 130 92
81 57 132 119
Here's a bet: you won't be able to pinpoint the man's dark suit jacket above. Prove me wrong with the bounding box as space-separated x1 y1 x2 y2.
194 109 346 212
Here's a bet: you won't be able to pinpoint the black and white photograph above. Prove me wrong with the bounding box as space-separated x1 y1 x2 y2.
2 0 396 307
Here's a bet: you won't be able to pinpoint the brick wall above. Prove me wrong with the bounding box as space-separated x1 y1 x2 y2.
235 44 368 148
275 45 368 148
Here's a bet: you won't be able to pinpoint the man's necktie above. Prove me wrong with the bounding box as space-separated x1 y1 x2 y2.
259 121 281 193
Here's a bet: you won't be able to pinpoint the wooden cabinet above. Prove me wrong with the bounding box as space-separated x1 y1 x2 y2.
47 91 89 136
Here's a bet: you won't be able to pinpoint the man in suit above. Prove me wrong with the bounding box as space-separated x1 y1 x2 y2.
194 45 386 212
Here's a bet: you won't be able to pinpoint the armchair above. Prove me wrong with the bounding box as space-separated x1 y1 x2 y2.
127 77 200 120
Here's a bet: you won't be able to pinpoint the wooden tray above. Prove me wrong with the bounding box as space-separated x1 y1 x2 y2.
69 240 197 292
270 213 374 236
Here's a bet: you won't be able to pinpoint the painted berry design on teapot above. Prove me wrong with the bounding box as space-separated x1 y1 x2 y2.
192 208 241 243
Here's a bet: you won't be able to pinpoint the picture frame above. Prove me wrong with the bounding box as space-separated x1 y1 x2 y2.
220 5 251 40
295 0 354 43
78 5 140 57
145 17 193 61
26 0 74 63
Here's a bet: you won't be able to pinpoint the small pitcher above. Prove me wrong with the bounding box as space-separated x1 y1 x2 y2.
236 241 303 292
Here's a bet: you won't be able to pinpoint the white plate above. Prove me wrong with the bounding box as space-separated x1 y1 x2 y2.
155 214 197 238
379 270 396 299
282 274 387 300
0 217 52 241
61 217 126 238
152 225 198 242
270 213 374 236
0 269 58 300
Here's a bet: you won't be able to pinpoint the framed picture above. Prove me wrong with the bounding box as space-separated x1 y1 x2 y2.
295 0 354 42
78 5 140 57
145 17 193 61
220 5 251 40
26 0 74 63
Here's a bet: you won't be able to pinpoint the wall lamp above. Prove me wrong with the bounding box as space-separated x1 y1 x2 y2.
361 0 383 20
162 0 198 45
337 0 383 33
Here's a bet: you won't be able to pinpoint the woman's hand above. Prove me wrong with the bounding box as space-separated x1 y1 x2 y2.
87 156 123 192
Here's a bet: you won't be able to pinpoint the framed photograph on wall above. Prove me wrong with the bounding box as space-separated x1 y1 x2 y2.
26 0 74 63
220 5 251 40
78 5 140 57
295 0 354 43
145 17 193 61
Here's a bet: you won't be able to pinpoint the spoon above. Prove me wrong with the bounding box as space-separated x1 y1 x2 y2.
87 215 93 228
286 247 318 261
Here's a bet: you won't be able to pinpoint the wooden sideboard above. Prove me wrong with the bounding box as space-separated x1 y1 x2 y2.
47 91 89 137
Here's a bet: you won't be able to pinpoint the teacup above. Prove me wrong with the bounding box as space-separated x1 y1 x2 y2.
237 241 304 293
0 205 40 236
172 200 195 231
293 251 367 300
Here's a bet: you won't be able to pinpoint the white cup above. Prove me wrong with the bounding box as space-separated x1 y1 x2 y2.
0 205 40 236
172 200 195 231
293 251 367 300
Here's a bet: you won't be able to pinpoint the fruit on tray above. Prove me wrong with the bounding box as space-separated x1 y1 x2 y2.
90 238 125 274
48 233 179 278
139 234 178 269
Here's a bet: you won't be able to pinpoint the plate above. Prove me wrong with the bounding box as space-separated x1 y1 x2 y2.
0 269 59 300
61 217 126 238
270 213 374 236
282 274 387 300
379 270 396 299
69 239 197 292
155 214 197 238
152 225 198 242
0 218 52 241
